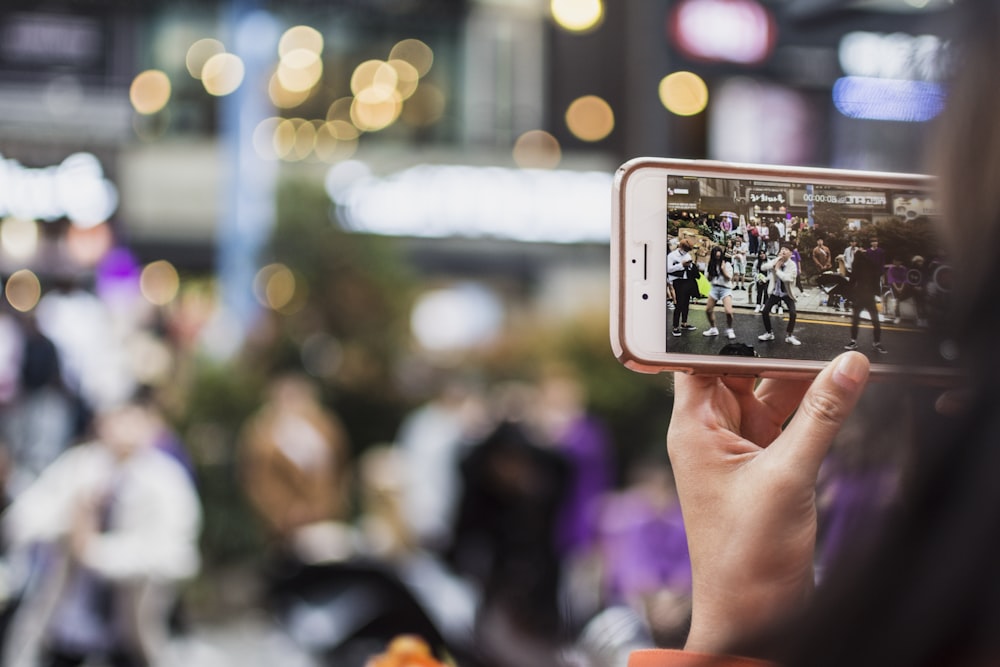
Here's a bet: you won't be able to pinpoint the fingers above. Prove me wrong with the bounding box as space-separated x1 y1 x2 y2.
754 377 812 422
671 371 718 410
769 352 870 478
935 387 973 417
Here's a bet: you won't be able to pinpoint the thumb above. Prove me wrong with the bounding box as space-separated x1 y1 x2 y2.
771 352 870 477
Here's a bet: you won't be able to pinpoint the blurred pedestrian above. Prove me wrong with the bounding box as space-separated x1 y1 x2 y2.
1 315 77 496
2 401 202 667
598 459 691 648
533 366 614 629
448 407 571 667
238 373 352 566
395 376 487 554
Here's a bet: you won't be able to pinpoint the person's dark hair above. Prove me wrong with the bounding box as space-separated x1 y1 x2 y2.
707 245 726 280
735 2 1000 665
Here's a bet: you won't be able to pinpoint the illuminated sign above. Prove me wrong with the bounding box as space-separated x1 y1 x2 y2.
833 77 945 122
835 31 948 122
669 0 777 65
802 191 886 207
0 13 101 66
334 164 613 243
838 31 946 82
748 190 786 206
0 153 118 227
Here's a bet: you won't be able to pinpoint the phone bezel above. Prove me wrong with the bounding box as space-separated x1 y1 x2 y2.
610 157 954 381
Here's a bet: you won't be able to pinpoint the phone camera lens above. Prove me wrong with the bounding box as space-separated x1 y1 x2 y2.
642 293 648 300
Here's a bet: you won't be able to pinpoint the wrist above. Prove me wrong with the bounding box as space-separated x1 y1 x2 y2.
685 570 815 654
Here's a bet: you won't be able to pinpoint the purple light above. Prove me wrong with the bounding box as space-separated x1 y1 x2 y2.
833 76 945 122
95 246 141 304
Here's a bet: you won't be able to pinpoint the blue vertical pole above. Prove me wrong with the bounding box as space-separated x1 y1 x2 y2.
217 0 279 349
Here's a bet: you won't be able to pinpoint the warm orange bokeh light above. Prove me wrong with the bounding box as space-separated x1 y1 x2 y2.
565 95 614 141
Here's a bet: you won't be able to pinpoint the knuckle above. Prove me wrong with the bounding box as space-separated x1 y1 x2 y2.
798 389 846 428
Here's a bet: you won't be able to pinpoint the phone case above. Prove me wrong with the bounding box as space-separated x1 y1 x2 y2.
610 158 957 383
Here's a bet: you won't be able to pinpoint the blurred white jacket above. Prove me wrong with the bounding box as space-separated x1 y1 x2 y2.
2 441 202 667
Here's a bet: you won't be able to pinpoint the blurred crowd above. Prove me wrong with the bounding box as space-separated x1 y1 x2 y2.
0 289 907 667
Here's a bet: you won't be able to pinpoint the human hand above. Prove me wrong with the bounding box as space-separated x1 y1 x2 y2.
667 352 870 653
69 492 101 561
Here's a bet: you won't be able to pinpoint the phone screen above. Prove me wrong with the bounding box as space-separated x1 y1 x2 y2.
662 172 953 369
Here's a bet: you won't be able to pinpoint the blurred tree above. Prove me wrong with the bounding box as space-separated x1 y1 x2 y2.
176 176 419 586
264 176 418 449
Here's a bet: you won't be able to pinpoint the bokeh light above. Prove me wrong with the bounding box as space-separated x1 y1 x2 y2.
279 25 323 57
411 283 503 351
0 217 38 260
513 130 562 169
315 121 360 162
324 160 373 202
56 153 120 229
389 59 420 100
389 39 434 78
352 88 403 132
833 77 944 122
129 70 172 115
252 117 283 160
400 83 446 128
202 53 245 96
65 222 113 267
326 97 354 124
273 118 298 159
551 0 604 33
291 120 318 161
565 95 614 141
268 72 312 108
140 260 181 306
351 60 398 97
185 38 225 79
659 71 709 116
277 48 323 93
254 263 306 313
5 269 41 313
670 0 775 65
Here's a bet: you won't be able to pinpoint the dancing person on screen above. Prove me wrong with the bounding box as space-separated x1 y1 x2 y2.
667 239 699 337
844 245 887 355
757 244 800 346
702 246 737 341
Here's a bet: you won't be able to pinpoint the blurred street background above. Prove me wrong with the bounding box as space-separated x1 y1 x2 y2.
0 0 952 666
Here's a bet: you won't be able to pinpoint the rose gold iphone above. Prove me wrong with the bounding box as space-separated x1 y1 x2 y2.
611 158 957 381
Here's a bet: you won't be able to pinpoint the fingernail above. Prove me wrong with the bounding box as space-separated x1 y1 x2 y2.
833 352 869 389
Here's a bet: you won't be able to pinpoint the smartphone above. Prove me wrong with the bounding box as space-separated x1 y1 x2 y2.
611 158 957 381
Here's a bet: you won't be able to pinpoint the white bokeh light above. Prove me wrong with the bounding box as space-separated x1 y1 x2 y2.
411 283 503 352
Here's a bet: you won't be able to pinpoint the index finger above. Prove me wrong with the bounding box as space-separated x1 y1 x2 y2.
754 376 812 424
